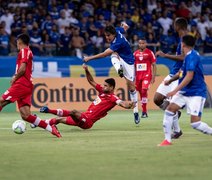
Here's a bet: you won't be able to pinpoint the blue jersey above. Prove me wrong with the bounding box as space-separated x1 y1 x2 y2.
170 41 183 75
109 27 134 65
179 50 206 98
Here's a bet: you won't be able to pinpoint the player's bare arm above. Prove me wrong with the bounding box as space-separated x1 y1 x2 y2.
11 62 26 85
155 50 184 61
121 21 129 31
83 48 114 62
83 63 97 88
118 101 135 109
164 72 180 86
151 62 157 84
167 71 194 97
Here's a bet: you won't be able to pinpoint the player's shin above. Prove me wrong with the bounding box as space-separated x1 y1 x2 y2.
163 110 175 142
172 112 181 133
55 109 70 116
0 106 2 112
129 90 138 113
191 121 212 135
26 115 51 131
141 89 148 113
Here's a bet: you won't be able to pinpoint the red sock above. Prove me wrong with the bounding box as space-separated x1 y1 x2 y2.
26 115 47 129
0 106 2 112
141 89 148 113
26 114 36 123
49 118 57 125
49 109 70 116
142 102 147 113
48 109 57 115
38 120 48 129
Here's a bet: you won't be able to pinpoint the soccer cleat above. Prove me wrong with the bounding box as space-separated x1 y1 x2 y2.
134 112 140 124
118 66 124 78
158 139 172 146
141 112 148 118
30 123 37 128
40 106 49 113
51 125 62 138
171 130 183 139
178 111 181 119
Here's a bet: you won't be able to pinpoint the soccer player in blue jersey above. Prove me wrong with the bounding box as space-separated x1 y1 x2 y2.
158 35 212 146
154 18 188 138
83 22 140 124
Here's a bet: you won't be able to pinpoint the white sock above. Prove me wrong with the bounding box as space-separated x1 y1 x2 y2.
172 112 181 132
33 116 52 132
45 124 52 132
129 90 138 113
33 116 41 126
111 54 121 73
163 110 175 142
191 121 212 135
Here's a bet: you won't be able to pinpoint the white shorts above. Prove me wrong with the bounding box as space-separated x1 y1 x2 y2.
112 54 135 82
156 75 178 96
170 93 205 116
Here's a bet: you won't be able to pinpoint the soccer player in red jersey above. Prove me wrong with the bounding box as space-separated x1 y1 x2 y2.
0 33 61 138
39 64 135 129
134 38 156 118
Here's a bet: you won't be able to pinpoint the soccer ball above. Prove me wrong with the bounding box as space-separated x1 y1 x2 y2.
12 120 26 134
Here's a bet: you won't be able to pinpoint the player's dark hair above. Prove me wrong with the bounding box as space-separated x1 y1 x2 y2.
105 78 116 88
105 25 116 35
139 37 146 41
175 17 188 30
182 35 196 47
17 33 30 45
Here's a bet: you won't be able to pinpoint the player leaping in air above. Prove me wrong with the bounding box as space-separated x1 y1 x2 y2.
83 22 140 124
39 64 135 129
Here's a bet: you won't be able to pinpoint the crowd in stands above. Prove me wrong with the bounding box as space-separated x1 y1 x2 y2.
0 0 212 57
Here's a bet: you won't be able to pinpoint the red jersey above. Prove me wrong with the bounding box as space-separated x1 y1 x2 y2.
134 48 156 80
15 47 33 87
84 84 120 122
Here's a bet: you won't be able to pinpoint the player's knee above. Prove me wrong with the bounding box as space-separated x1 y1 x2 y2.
153 95 163 106
70 109 78 116
21 114 30 121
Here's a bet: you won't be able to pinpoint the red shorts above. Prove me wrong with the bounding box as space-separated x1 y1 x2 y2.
136 77 151 91
2 83 33 109
66 113 94 129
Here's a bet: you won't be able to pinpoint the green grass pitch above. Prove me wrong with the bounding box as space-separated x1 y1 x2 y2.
0 109 212 180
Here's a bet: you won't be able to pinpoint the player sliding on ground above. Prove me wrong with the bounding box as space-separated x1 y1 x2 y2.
83 22 140 125
39 64 135 130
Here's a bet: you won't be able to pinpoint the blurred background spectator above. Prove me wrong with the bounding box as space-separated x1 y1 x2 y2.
0 0 211 56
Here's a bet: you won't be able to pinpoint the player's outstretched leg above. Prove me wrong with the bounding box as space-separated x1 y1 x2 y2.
24 114 62 138
40 106 71 117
